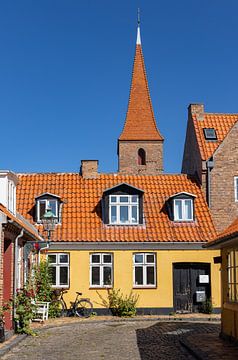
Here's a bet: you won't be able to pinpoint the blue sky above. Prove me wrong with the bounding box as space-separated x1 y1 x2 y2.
1 1 238 174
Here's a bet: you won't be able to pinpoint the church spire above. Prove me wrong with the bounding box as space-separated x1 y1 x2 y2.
119 19 163 142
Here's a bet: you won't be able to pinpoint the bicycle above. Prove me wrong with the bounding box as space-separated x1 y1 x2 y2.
50 289 93 318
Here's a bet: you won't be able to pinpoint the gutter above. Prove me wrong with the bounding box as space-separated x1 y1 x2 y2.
206 158 214 207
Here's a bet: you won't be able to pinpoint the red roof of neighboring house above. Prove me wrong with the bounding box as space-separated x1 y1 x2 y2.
192 112 238 161
0 203 41 241
16 173 216 243
119 41 163 141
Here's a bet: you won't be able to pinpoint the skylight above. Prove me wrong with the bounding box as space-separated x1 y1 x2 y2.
203 128 217 140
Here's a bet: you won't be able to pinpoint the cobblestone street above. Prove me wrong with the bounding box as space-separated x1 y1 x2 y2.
1 320 222 360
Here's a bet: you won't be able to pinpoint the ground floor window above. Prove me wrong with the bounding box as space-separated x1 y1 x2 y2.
48 253 69 287
227 250 238 302
133 253 156 287
90 253 113 287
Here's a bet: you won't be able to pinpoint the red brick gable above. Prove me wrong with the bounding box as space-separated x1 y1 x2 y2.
17 173 216 243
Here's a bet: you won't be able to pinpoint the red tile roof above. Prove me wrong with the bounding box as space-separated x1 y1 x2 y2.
16 173 216 243
119 44 163 141
0 203 41 241
192 113 238 160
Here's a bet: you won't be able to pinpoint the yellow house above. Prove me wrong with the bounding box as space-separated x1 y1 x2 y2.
206 218 238 340
16 24 221 314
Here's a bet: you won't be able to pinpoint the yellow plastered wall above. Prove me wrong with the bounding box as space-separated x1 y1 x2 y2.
48 249 221 310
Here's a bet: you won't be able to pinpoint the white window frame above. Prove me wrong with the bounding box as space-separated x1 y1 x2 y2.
227 249 238 303
234 177 238 202
90 253 113 288
48 253 69 288
37 198 59 222
109 195 139 225
173 198 193 221
133 253 156 288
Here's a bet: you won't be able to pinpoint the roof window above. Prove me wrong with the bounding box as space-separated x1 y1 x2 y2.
203 128 217 140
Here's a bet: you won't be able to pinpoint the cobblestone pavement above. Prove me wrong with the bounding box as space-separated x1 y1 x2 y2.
1 321 220 360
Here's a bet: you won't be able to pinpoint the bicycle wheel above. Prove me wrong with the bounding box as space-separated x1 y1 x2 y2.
50 299 66 317
75 299 93 318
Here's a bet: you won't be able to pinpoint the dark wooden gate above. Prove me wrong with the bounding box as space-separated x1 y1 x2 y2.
173 263 211 313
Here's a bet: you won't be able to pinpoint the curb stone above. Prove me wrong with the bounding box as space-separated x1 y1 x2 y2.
0 334 27 358
179 338 208 360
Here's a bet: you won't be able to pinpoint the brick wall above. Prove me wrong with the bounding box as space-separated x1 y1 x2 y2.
118 140 163 175
210 122 238 232
0 225 3 308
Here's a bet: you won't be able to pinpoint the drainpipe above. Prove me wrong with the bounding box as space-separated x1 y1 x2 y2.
13 228 24 317
206 158 214 207
38 242 50 265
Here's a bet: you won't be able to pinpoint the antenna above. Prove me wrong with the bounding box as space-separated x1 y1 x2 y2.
137 8 140 27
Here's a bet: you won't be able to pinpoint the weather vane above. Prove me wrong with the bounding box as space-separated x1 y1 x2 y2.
137 8 140 26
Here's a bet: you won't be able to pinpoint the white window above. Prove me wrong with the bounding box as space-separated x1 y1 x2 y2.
227 250 238 302
234 177 238 202
48 253 69 288
109 195 139 225
90 253 113 287
37 199 58 222
174 198 193 221
133 253 156 287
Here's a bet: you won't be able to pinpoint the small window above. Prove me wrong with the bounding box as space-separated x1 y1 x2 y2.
203 128 217 140
227 250 238 302
234 177 238 202
109 195 139 225
138 148 146 165
48 253 69 288
174 198 193 221
133 253 156 287
90 253 113 287
36 198 59 222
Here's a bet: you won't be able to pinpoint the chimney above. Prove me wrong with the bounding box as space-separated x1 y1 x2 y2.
188 104 204 121
80 160 98 179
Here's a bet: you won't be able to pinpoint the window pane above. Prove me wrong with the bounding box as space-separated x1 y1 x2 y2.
48 255 56 264
103 254 112 263
184 200 192 219
132 206 138 223
110 196 117 203
120 206 128 223
49 267 56 285
131 195 138 203
59 254 68 264
59 267 68 285
135 254 143 263
146 254 155 263
146 266 155 285
40 201 46 219
91 254 100 263
91 267 100 285
174 200 182 220
120 196 128 203
110 206 117 223
49 200 57 216
103 266 112 285
135 267 143 285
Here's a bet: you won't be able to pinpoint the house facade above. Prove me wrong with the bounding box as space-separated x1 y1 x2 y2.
16 26 221 314
0 171 41 330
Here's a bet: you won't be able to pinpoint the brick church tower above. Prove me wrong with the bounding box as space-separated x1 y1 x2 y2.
118 24 164 175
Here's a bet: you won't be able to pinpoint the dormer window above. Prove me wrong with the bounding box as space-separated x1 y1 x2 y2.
109 195 138 225
174 198 193 221
167 192 196 222
35 193 61 223
203 128 217 140
103 183 144 225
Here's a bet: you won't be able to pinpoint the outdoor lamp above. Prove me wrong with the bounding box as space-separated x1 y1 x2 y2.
42 208 57 241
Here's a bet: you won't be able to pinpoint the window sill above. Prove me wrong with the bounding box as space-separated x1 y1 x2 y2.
133 286 156 289
89 286 112 290
51 285 69 289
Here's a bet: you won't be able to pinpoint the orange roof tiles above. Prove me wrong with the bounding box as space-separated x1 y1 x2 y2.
192 113 238 160
16 173 216 243
119 44 163 141
0 203 41 241
216 217 238 241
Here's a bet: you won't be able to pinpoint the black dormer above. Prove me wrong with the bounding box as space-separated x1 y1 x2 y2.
35 192 62 223
102 183 144 225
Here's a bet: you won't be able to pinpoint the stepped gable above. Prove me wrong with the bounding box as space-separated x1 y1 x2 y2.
17 172 216 243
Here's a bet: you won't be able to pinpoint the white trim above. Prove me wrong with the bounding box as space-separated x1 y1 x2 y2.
90 253 113 288
37 198 59 222
234 177 238 202
173 198 193 221
136 26 141 45
48 253 69 288
109 195 139 225
133 253 156 287
167 192 197 200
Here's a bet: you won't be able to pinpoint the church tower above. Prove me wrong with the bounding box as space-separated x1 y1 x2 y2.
118 23 164 175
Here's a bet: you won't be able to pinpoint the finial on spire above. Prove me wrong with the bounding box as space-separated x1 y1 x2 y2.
136 8 141 45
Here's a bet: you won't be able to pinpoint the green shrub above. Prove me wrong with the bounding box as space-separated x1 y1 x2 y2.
98 288 139 317
200 298 213 314
14 286 36 335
